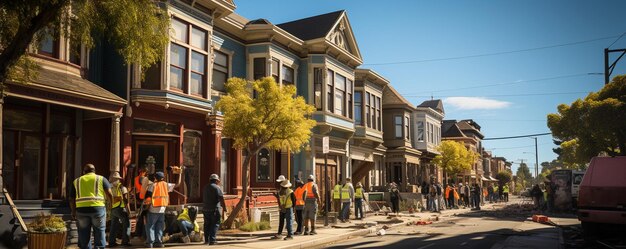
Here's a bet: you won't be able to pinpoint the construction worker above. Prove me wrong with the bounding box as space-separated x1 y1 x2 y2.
144 169 183 248
109 172 131 247
354 182 365 219
274 175 286 237
275 180 296 240
332 181 342 212
176 206 199 243
340 178 354 222
503 184 510 202
203 174 227 245
69 164 113 249
293 180 306 235
302 175 320 235
133 167 147 238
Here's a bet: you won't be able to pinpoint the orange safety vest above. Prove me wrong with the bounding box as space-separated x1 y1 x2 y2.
304 182 315 199
140 178 150 200
134 175 143 197
445 187 451 198
294 186 305 206
148 181 169 207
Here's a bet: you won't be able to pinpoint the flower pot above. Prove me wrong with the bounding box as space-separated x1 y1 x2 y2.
28 231 67 249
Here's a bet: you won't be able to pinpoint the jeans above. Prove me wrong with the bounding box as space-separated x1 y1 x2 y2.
294 208 303 233
203 210 221 243
354 198 364 219
178 220 194 236
109 207 130 245
278 208 293 236
428 196 437 211
448 196 456 208
145 212 165 246
473 194 481 209
341 202 351 220
76 207 106 249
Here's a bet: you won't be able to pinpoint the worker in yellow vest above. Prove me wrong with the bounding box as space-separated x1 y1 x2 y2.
293 180 306 235
69 164 113 249
108 172 131 247
274 180 296 240
332 182 342 212
176 206 199 243
144 169 183 248
503 185 510 202
340 177 354 222
354 182 366 219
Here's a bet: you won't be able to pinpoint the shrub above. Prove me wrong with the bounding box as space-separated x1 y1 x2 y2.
28 213 67 233
238 221 271 232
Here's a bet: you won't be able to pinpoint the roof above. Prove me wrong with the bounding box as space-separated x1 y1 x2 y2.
442 120 465 138
247 18 272 25
382 84 414 109
277 10 344 40
417 99 444 114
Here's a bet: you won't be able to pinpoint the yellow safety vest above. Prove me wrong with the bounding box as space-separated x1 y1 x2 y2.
341 184 350 200
503 186 509 193
355 187 363 199
333 184 342 200
74 173 105 208
112 182 126 208
280 189 294 209
177 208 200 232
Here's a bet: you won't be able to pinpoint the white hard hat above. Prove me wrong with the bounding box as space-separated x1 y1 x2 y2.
276 175 286 182
210 174 219 180
307 174 315 181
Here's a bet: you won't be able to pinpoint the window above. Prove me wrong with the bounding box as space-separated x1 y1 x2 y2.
354 91 362 125
169 17 209 97
326 69 334 112
183 130 201 198
271 58 279 83
257 148 271 182
253 58 266 80
281 64 294 85
212 50 228 92
417 121 424 141
169 43 187 91
394 116 403 138
405 116 410 140
334 73 346 115
347 79 353 119
69 42 81 65
38 33 58 58
376 96 382 131
314 68 323 110
371 93 376 130
365 93 371 128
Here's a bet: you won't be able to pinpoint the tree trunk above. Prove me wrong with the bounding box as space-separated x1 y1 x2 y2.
222 147 257 228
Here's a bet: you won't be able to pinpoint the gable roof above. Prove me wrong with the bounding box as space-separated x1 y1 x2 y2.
277 10 344 41
417 99 444 114
442 120 465 138
382 84 414 110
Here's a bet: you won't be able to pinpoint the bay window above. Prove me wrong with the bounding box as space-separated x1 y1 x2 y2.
282 65 294 85
314 68 323 110
406 116 410 140
376 96 382 131
347 79 353 119
168 17 209 97
169 43 186 90
335 74 346 115
271 58 280 82
365 93 371 127
327 69 334 112
354 91 362 125
253 58 266 80
212 51 228 92
417 121 424 141
394 116 403 138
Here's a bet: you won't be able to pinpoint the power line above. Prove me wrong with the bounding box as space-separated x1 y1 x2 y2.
404 73 598 94
403 91 590 98
483 132 552 141
608 32 626 48
486 142 553 151
363 34 623 66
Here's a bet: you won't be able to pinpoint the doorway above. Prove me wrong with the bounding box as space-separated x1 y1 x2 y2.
134 140 168 174
3 131 42 199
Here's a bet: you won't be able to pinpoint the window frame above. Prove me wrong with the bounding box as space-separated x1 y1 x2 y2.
394 115 403 139
354 91 363 125
212 50 229 93
168 16 209 98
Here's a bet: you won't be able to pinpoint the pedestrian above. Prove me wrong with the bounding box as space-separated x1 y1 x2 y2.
354 182 365 219
530 184 543 210
203 174 227 245
503 184 509 202
133 167 148 239
302 175 320 235
472 183 481 210
445 183 456 209
487 184 494 203
274 175 286 237
109 172 131 247
275 180 296 240
69 164 113 249
340 178 355 222
436 182 445 210
332 181 342 213
463 182 471 208
459 183 466 208
498 184 504 202
144 170 182 248
545 181 553 212
421 181 430 211
429 182 438 212
176 206 199 243
389 182 401 214
293 180 305 235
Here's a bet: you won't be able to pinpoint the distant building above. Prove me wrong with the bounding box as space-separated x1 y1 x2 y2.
414 99 445 184
441 119 484 185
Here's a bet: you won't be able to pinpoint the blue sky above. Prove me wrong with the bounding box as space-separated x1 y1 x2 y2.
235 0 626 175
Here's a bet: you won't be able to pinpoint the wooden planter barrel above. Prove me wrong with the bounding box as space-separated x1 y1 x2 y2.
28 231 67 249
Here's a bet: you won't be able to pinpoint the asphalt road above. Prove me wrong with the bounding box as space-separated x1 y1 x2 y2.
321 210 540 249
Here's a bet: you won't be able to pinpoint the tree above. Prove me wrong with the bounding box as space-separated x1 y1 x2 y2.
515 163 533 188
547 75 626 164
0 0 169 91
496 171 512 187
433 140 478 184
216 77 316 228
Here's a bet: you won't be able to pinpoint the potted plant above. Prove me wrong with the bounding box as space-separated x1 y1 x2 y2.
27 213 67 249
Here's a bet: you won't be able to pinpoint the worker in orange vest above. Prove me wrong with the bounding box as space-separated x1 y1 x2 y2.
144 169 182 248
133 167 147 238
293 180 305 235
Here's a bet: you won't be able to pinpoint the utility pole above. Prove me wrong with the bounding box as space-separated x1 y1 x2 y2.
604 48 626 84
533 137 538 179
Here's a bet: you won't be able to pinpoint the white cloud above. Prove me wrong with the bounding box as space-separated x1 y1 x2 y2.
444 97 511 110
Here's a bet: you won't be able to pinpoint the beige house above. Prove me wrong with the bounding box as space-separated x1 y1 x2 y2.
441 119 484 185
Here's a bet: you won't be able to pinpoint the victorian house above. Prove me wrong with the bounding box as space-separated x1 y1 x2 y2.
413 99 445 184
441 119 485 185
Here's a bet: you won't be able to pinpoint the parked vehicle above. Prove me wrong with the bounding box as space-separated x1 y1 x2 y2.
577 156 626 237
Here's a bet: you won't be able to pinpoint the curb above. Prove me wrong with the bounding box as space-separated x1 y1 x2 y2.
273 219 414 249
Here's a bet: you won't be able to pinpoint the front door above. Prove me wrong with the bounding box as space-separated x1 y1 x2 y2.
135 141 168 174
2 131 42 199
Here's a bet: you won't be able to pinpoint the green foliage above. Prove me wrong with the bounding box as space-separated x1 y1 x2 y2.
238 221 271 232
496 171 512 186
515 163 533 188
433 140 478 180
547 75 626 161
28 213 67 233
0 0 169 90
